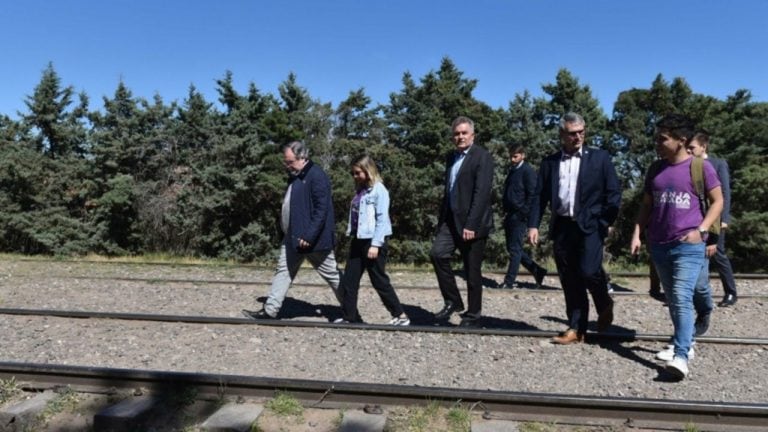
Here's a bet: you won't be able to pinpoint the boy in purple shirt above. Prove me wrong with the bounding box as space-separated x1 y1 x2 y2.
631 114 723 380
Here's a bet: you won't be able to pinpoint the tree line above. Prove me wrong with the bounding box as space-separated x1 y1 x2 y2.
1 58 766 271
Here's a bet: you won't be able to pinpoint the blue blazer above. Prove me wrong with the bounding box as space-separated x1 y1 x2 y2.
528 147 621 237
284 160 335 253
709 157 731 224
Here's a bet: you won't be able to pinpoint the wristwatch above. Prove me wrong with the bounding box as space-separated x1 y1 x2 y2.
698 227 708 236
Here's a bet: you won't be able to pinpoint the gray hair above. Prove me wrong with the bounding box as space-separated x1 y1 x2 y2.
281 141 309 159
451 116 475 133
559 112 585 130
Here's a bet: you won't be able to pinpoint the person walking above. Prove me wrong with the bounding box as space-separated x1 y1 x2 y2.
335 155 410 326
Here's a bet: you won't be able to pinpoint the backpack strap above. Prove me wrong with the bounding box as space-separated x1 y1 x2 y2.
691 157 721 241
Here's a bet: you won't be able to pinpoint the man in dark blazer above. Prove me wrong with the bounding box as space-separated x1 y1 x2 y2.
499 144 547 289
243 140 343 319
528 112 621 344
431 116 494 327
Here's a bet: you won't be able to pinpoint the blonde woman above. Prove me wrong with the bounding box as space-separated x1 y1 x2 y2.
335 155 410 325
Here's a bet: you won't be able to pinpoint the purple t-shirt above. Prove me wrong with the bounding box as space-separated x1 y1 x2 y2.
645 157 720 245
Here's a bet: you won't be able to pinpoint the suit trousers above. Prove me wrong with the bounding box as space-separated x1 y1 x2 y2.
711 229 737 297
339 238 404 322
264 243 343 317
504 214 541 285
430 219 486 318
551 217 612 332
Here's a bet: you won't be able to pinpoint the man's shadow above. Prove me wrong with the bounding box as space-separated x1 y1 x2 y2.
541 314 683 381
256 296 341 320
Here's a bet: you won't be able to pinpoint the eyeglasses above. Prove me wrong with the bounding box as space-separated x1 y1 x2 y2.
566 129 585 137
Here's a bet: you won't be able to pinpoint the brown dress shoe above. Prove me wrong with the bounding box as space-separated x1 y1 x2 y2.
552 329 584 344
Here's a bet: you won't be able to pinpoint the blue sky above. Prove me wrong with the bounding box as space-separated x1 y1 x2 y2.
2 0 766 119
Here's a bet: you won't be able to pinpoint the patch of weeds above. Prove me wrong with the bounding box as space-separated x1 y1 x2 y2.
265 391 304 419
683 422 700 432
37 386 80 425
215 380 229 408
0 377 22 405
519 421 560 432
386 401 443 432
446 403 471 432
333 409 345 429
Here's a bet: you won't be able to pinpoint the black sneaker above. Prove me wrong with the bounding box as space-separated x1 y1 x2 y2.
242 308 277 319
694 312 710 337
534 267 548 288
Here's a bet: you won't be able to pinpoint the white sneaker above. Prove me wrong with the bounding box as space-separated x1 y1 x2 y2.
333 318 349 324
388 316 410 326
656 343 695 362
665 356 689 379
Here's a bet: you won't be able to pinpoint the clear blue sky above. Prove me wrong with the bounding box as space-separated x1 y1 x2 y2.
2 0 766 119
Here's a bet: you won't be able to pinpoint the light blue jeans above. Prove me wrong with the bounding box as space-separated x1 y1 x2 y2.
650 240 707 361
264 244 342 317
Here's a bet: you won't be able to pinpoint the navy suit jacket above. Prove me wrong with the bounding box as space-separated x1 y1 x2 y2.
709 157 731 223
439 144 495 238
528 147 621 237
284 160 335 253
502 161 537 222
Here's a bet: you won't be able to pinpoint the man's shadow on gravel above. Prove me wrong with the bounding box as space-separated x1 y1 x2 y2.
540 315 678 381
256 296 342 320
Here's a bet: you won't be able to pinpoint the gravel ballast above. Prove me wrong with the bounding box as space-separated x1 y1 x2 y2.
0 259 766 405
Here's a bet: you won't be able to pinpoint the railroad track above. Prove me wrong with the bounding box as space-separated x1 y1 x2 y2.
1 361 766 431
1 307 767 346
6 274 768 299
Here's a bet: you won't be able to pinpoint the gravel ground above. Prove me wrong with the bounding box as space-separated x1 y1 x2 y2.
0 259 766 405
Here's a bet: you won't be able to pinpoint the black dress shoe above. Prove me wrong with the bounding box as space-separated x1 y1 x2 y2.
534 267 548 288
718 294 737 307
496 282 517 289
459 317 481 328
434 302 463 321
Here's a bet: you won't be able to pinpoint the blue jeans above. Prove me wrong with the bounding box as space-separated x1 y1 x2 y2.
650 241 706 360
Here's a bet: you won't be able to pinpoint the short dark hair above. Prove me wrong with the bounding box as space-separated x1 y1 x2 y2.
656 114 696 142
692 131 710 149
508 144 526 154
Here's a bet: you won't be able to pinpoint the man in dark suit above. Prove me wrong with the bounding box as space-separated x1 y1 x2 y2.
687 132 738 307
431 116 494 327
528 112 621 344
498 144 547 289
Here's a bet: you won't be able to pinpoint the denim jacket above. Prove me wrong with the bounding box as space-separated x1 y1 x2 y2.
346 181 393 247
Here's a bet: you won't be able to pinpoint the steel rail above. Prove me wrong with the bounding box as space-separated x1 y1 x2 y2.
1 307 766 345
0 361 766 430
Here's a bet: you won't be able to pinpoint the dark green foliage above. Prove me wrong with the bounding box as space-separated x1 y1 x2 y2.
0 61 765 271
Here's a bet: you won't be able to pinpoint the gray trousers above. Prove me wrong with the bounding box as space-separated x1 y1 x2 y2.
264 244 342 317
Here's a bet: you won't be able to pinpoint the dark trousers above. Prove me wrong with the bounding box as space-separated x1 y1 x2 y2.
430 220 486 318
711 229 737 296
339 238 404 322
551 217 612 332
504 214 542 285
